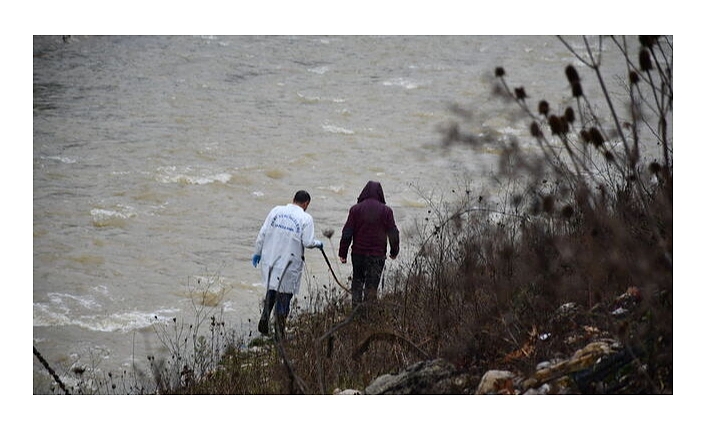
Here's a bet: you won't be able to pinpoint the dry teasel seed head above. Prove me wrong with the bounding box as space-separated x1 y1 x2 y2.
571 81 583 98
639 48 653 71
589 127 604 147
549 115 562 135
639 35 658 47
530 121 543 138
580 129 591 144
649 161 662 175
514 87 527 100
538 100 549 116
564 107 575 124
323 228 334 239
565 65 580 84
629 70 640 85
494 67 505 77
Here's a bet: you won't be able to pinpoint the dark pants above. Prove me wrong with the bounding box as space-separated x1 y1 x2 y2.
259 289 293 339
351 254 386 306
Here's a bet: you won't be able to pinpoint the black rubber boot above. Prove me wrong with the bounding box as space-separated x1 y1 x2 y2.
258 290 276 336
258 313 269 336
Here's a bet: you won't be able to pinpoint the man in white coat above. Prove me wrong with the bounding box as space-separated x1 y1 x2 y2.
252 190 323 339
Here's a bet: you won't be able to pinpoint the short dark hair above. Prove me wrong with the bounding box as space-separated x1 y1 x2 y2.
293 190 311 204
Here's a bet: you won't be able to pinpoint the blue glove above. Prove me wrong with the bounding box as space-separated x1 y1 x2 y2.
314 240 323 250
252 254 261 267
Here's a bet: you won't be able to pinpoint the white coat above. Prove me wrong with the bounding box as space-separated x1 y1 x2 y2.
254 203 320 295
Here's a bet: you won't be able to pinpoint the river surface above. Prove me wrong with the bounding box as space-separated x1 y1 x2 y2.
33 35 636 392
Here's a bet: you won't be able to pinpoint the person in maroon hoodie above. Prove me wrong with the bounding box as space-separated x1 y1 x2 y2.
338 181 400 307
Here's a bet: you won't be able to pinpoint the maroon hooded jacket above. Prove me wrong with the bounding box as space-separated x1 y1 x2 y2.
339 181 400 259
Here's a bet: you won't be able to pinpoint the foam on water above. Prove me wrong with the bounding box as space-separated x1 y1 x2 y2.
317 184 346 194
154 166 233 185
34 300 183 333
38 155 77 164
90 206 136 228
308 66 330 75
322 124 354 135
296 92 346 104
382 77 423 89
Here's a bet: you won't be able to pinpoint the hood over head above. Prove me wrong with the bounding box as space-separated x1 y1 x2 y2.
357 181 386 204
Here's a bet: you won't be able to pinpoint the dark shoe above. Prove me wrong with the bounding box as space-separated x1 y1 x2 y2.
258 316 269 336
